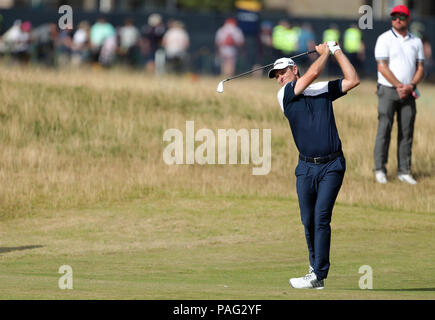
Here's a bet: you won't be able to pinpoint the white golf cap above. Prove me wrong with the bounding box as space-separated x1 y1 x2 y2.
268 57 296 79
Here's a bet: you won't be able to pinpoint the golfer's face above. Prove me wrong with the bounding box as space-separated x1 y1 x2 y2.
275 67 296 86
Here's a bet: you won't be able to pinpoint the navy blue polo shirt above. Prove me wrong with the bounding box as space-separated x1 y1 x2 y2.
277 79 346 157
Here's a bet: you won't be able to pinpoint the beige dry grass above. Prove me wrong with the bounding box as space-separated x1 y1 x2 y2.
0 65 434 218
0 65 434 300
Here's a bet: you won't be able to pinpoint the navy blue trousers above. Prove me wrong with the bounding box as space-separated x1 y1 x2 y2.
295 155 345 280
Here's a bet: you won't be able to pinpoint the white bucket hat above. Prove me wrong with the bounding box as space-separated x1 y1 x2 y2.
268 57 296 78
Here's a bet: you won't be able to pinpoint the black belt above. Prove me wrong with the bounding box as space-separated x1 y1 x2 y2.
299 150 343 164
378 83 396 89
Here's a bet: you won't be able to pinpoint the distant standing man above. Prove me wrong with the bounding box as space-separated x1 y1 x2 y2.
374 5 424 185
215 18 244 77
268 42 359 289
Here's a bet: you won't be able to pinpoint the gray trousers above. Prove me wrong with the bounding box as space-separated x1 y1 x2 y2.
374 85 416 175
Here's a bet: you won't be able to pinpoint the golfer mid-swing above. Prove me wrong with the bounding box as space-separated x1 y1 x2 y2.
269 42 359 289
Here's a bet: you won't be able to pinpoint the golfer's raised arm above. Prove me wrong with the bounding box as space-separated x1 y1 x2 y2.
334 48 360 93
294 43 329 95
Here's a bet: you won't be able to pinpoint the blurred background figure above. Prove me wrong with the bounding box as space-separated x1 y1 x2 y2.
323 23 341 76
215 17 244 77
118 18 140 67
234 0 261 73
410 21 433 80
71 21 90 66
30 22 58 67
272 20 298 60
288 22 301 55
140 13 165 73
57 25 73 67
162 20 190 74
1 20 32 64
18 21 32 64
422 34 433 79
99 33 117 67
343 23 365 76
16 20 32 64
296 22 316 72
258 20 273 66
90 17 116 66
323 23 340 44
272 20 288 60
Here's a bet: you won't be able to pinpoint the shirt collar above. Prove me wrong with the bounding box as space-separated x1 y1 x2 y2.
391 28 410 39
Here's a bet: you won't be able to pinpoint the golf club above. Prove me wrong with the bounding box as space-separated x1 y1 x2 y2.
217 50 317 93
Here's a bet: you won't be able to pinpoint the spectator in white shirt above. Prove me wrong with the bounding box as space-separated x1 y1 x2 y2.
118 18 140 66
71 21 90 66
373 5 424 185
162 20 190 74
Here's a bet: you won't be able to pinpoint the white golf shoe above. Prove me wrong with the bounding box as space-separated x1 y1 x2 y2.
289 272 324 289
375 170 387 184
398 174 417 185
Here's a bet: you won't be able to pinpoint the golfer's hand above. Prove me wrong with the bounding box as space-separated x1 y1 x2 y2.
327 41 341 55
315 43 329 56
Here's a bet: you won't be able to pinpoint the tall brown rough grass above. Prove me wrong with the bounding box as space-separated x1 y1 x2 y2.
0 66 434 218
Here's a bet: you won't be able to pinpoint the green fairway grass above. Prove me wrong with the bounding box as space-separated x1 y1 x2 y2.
1 192 434 299
0 66 434 299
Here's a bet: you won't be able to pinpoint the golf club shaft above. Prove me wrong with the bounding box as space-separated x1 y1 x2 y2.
224 50 317 82
289 49 317 60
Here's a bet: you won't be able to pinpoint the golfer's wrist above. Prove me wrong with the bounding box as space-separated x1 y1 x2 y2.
331 47 341 55
333 48 343 56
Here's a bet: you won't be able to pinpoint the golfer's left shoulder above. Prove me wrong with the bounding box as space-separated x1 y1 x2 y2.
327 79 350 101
328 79 344 91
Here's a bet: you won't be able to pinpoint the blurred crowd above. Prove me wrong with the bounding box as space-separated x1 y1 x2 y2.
0 13 190 74
0 13 432 79
215 18 370 77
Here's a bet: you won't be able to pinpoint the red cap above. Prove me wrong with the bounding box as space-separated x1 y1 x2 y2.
225 18 237 25
21 21 32 32
391 5 410 17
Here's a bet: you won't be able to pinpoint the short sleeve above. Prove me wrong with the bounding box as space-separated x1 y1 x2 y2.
328 79 347 101
374 34 389 61
277 81 296 112
417 38 425 62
